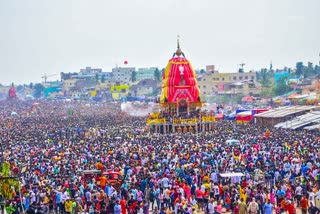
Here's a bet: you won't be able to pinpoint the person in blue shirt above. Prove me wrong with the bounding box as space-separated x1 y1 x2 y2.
264 201 273 214
276 188 285 207
140 179 147 193
114 201 121 214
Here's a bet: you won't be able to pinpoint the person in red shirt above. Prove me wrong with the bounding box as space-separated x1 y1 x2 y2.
300 196 308 214
285 200 296 214
203 189 210 211
195 187 204 211
120 197 127 214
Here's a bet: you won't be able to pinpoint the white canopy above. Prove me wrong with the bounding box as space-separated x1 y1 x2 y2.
220 172 244 177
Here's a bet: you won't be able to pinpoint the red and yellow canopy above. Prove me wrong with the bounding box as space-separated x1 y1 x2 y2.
160 57 200 104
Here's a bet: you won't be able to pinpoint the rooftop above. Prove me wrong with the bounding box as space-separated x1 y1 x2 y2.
275 111 320 129
255 105 318 118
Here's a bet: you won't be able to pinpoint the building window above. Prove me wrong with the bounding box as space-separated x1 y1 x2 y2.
239 76 243 80
203 85 206 89
245 76 248 80
204 92 206 95
216 78 219 81
251 76 255 80
222 78 225 81
233 77 237 80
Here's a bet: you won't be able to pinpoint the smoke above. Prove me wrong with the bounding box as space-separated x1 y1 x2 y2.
121 102 155 117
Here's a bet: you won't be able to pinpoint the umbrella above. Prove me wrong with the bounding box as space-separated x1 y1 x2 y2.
242 96 255 102
11 112 18 116
307 162 312 168
26 94 34 100
254 181 265 186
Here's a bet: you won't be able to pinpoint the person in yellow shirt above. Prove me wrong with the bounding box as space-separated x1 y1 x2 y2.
65 199 73 214
239 186 247 203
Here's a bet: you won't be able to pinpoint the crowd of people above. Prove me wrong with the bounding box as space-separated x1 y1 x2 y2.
1 100 320 214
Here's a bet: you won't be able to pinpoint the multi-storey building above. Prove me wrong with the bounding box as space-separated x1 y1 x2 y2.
136 67 157 81
80 66 102 74
197 71 259 96
111 67 135 84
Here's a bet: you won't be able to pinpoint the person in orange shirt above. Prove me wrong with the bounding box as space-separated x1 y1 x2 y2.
300 195 308 214
280 198 286 209
100 175 107 190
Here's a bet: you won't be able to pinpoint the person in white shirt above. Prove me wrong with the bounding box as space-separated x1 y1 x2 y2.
208 199 215 214
295 184 303 207
309 190 316 206
211 171 218 183
30 191 36 204
162 177 169 189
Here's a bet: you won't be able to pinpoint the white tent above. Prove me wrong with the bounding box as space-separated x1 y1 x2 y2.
220 172 244 177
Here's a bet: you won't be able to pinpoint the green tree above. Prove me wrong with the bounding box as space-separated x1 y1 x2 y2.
130 70 137 83
29 82 33 89
306 62 315 77
101 74 106 83
16 85 24 92
259 68 271 87
199 69 206 74
296 62 304 77
95 73 99 83
154 68 161 83
260 88 274 98
315 65 320 77
273 76 290 96
33 83 45 98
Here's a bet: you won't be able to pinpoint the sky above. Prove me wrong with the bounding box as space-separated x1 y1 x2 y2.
0 0 319 85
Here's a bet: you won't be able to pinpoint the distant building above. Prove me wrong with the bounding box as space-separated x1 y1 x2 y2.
111 67 135 84
62 79 77 92
80 67 102 74
136 67 157 81
130 79 157 97
206 65 217 73
197 71 259 96
98 72 113 82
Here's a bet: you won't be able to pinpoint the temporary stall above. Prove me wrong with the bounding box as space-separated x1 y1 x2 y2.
215 113 224 120
236 111 253 124
220 172 244 177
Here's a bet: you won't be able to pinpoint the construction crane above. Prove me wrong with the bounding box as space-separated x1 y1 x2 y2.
42 73 58 83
